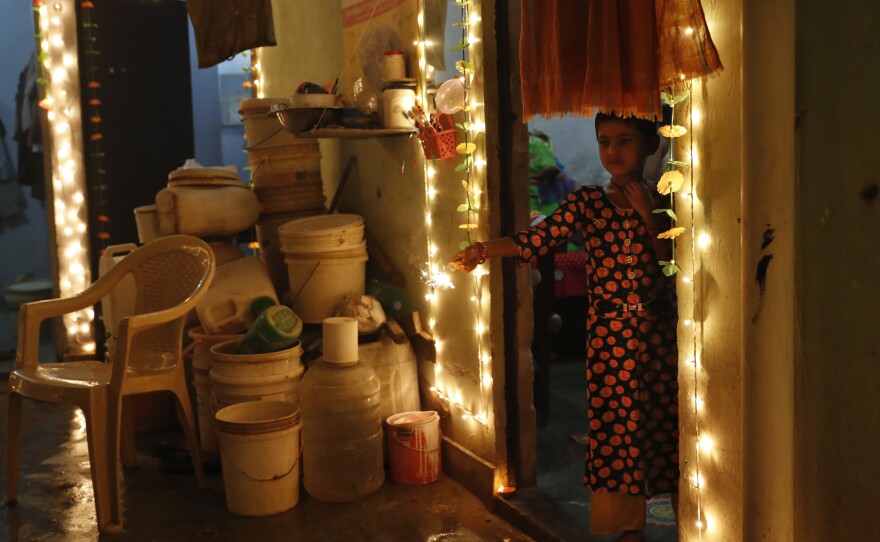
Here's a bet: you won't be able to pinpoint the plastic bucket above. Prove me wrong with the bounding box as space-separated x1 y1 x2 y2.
284 254 368 324
133 205 161 244
209 340 306 411
386 411 441 484
246 140 322 180
278 214 364 254
215 401 302 516
255 210 325 294
254 185 326 215
187 327 246 454
209 340 304 378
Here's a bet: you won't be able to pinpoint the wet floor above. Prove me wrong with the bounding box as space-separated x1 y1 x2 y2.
0 381 531 542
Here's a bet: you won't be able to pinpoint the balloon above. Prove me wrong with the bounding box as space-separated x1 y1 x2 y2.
434 78 465 114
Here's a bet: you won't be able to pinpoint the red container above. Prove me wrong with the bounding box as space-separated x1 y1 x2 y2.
386 411 441 484
420 129 456 160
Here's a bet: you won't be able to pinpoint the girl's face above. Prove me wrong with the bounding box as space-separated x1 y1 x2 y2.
596 121 652 179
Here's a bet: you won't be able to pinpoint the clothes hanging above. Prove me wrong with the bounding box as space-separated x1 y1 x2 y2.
520 0 722 121
186 0 277 68
13 53 45 203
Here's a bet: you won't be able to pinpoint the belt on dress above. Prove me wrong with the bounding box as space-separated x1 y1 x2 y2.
593 297 673 314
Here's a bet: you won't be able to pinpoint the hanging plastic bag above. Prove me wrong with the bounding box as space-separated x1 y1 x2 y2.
186 0 277 69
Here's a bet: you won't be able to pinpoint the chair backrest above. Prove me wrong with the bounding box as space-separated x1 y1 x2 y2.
114 236 215 372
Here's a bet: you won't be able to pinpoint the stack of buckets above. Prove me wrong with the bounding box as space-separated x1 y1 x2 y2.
279 214 368 323
187 327 245 456
239 97 327 294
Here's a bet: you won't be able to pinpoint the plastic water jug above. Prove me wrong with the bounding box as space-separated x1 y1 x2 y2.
300 318 384 502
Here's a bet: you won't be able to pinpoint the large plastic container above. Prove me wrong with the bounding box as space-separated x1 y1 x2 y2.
195 257 278 334
215 401 302 516
133 205 161 244
209 340 305 411
358 331 421 424
155 184 261 238
187 327 246 454
300 317 384 502
253 183 326 215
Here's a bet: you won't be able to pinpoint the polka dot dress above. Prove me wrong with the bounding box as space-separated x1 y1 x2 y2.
512 185 680 497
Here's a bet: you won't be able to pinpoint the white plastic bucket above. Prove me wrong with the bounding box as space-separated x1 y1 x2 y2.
239 98 306 149
285 254 368 324
215 401 302 516
209 340 306 412
386 411 441 484
278 214 364 254
133 205 161 244
187 327 245 454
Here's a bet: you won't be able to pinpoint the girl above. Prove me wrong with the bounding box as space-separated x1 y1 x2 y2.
451 113 679 542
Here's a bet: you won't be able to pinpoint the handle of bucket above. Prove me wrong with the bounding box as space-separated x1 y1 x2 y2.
246 126 285 150
289 260 321 306
221 439 302 483
182 342 196 359
391 433 440 455
249 156 268 179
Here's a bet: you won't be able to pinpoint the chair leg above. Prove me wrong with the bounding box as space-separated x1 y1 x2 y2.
172 386 204 488
84 399 124 534
4 392 22 505
120 397 139 469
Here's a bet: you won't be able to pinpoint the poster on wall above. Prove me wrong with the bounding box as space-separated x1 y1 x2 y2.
341 0 420 108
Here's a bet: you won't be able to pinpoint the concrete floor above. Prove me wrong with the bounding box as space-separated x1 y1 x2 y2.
0 380 531 542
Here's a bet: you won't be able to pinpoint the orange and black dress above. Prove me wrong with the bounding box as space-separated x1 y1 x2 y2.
511 185 679 499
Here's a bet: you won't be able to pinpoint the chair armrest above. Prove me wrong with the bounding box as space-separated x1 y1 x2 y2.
15 264 131 369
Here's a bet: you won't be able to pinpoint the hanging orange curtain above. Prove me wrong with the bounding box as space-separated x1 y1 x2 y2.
520 0 722 121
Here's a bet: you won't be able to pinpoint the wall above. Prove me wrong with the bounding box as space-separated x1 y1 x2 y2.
678 1 746 539
187 22 222 168
795 1 880 540
0 0 52 302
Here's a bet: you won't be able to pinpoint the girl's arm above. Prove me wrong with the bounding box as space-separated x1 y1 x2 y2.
450 237 519 272
624 182 672 261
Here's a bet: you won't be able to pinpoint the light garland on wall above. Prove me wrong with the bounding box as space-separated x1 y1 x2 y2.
419 0 490 427
34 0 95 355
657 81 713 539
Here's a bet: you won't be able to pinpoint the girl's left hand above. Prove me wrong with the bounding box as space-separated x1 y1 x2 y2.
624 182 657 219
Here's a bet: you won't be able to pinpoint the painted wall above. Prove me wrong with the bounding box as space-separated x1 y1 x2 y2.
259 0 500 486
187 22 222 169
0 1 52 301
795 1 880 540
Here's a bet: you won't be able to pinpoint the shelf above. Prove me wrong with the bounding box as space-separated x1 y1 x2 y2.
294 127 417 139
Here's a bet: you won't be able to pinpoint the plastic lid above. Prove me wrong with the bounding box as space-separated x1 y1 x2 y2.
250 296 277 318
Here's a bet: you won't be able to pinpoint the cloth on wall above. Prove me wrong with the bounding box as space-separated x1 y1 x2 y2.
520 0 722 121
13 53 45 203
186 0 277 68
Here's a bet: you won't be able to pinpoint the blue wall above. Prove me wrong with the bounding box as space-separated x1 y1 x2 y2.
0 1 52 296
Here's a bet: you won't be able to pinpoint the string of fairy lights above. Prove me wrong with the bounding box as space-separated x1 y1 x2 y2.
419 0 491 427
657 80 712 538
34 0 95 355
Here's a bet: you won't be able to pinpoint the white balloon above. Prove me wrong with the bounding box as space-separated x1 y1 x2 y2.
435 78 465 115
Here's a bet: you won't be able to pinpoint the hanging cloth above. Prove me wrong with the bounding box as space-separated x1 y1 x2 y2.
520 0 722 121
186 0 277 69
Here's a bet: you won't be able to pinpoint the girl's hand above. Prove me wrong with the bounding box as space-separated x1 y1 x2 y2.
624 182 658 220
450 245 482 273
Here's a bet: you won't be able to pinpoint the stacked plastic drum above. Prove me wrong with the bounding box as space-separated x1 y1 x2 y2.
278 214 368 323
239 98 327 295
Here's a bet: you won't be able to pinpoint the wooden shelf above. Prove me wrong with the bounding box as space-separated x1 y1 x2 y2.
294 127 417 139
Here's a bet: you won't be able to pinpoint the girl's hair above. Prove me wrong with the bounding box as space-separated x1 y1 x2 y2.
594 112 659 142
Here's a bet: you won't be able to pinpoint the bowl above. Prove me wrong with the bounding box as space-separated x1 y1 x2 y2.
273 106 340 135
289 93 337 108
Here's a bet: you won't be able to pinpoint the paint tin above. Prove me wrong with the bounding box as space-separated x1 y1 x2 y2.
386 411 441 484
